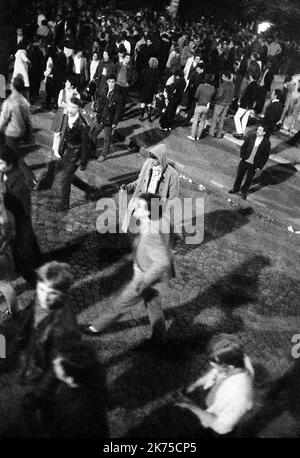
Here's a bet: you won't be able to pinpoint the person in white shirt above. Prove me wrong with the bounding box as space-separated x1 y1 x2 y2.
177 334 255 437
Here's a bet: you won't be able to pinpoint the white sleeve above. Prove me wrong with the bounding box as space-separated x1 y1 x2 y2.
206 374 253 434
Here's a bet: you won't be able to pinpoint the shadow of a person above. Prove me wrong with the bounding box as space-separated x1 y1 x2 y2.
249 163 298 194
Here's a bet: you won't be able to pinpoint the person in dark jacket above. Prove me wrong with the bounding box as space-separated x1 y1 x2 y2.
28 40 44 105
263 89 283 136
19 261 80 385
160 69 186 131
254 61 275 115
233 74 259 139
115 54 137 117
139 57 160 122
229 124 271 199
92 75 123 162
52 42 67 108
22 341 108 438
57 97 91 211
0 146 41 287
93 50 116 95
209 71 234 138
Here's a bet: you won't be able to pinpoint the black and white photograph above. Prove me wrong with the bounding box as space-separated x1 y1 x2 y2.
0 0 299 444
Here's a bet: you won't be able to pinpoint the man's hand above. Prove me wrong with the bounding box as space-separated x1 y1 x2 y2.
112 124 116 129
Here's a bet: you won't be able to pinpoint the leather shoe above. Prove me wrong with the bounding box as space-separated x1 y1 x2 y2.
79 324 101 336
228 189 239 194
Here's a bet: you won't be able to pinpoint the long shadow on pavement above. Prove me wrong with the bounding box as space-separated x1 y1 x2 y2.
249 163 298 195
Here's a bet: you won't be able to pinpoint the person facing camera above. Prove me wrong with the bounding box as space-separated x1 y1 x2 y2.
18 261 81 384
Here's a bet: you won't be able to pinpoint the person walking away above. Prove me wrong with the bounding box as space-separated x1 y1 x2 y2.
188 73 215 141
209 71 234 138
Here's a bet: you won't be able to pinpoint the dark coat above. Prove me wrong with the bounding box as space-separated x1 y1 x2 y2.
19 298 80 383
240 132 271 169
239 80 259 109
24 365 108 438
140 67 160 104
264 100 283 132
96 86 123 126
115 62 137 87
93 59 116 86
59 116 89 167
53 50 67 87
261 69 275 92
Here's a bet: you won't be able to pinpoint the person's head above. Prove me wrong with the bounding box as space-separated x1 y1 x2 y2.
12 75 25 93
16 28 23 37
146 37 153 46
148 57 158 69
207 334 248 372
93 40 99 49
193 54 201 65
205 73 214 84
222 70 232 82
256 124 266 138
107 74 116 91
271 89 281 101
92 51 99 61
65 78 76 90
134 193 162 222
174 68 183 79
123 53 131 65
36 261 73 310
284 75 292 87
0 145 18 174
76 49 83 58
195 63 204 74
53 341 98 387
265 60 272 69
103 50 109 61
67 96 81 117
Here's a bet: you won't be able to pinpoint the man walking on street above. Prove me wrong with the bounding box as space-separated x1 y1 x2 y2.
209 71 234 138
92 75 123 162
229 124 271 200
81 193 175 347
57 97 94 211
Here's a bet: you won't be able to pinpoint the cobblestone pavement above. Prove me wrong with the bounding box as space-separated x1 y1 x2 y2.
0 103 299 438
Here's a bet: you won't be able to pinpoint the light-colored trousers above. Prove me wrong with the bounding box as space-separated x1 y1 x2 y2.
91 264 167 342
234 107 251 135
191 105 208 139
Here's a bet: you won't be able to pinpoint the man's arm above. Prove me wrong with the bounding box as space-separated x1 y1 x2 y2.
113 93 123 126
80 122 90 168
0 100 11 132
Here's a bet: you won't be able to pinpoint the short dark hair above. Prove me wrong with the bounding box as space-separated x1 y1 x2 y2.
205 73 214 84
274 89 282 99
13 75 25 92
107 74 116 81
138 193 163 221
36 261 73 292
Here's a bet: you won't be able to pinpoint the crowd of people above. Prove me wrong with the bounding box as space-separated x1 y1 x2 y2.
0 0 299 439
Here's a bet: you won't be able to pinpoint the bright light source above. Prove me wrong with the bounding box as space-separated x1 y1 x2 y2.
257 22 272 34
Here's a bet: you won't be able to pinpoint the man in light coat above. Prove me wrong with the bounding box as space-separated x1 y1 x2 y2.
80 192 175 346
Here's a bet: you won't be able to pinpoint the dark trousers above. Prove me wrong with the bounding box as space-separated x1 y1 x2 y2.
60 160 90 207
233 159 256 193
45 78 54 109
116 85 129 117
255 86 268 114
92 124 112 158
